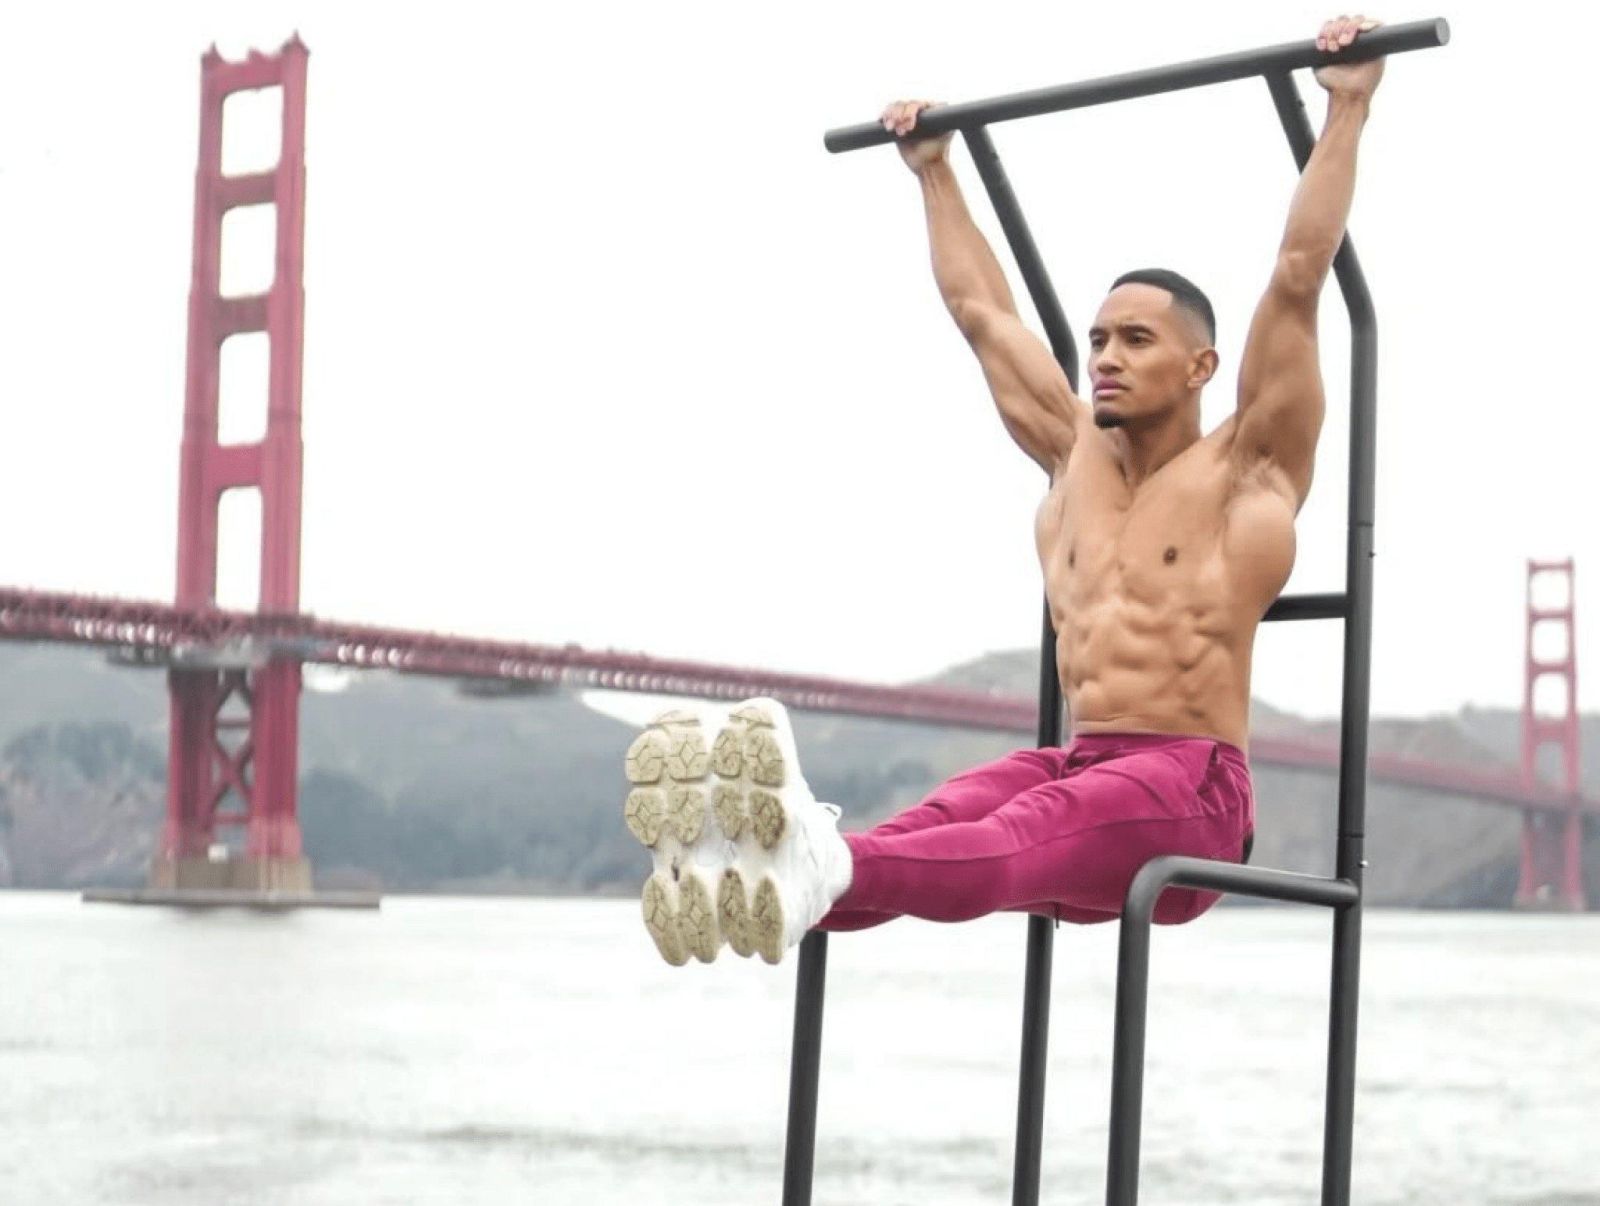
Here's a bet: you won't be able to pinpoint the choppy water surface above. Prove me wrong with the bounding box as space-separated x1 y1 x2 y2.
1 893 1596 1204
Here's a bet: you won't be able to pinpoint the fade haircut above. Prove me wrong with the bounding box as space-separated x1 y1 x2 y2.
1110 268 1216 346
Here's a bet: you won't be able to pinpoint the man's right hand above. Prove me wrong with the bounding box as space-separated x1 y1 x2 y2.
880 100 952 174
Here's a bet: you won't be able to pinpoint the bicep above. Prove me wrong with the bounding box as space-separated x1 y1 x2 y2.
960 302 1084 476
1232 266 1326 505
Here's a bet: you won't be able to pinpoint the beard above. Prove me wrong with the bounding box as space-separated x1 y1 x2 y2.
1093 407 1126 429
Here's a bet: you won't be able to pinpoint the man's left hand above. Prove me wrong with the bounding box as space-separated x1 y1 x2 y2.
1315 15 1386 100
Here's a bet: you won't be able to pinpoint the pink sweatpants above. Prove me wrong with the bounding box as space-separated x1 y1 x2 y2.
819 732 1254 930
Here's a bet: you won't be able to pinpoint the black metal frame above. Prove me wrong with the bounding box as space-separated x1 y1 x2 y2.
786 20 1448 1206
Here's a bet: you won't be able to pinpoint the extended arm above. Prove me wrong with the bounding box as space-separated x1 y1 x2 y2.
1231 17 1386 507
886 101 1083 477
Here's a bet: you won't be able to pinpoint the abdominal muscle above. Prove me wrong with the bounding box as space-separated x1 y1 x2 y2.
1037 430 1296 754
1056 596 1252 751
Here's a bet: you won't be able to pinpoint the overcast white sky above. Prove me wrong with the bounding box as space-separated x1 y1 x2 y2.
1 2 1593 723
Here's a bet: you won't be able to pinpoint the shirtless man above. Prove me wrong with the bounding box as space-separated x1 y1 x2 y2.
624 16 1385 965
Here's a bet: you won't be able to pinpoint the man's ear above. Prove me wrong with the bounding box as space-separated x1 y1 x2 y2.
1189 347 1219 389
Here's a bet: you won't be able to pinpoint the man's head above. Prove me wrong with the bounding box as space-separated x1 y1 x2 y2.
1088 268 1219 430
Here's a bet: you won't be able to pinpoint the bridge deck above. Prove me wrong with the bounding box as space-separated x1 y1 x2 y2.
3 585 1592 815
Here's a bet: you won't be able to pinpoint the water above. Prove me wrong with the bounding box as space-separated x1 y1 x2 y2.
1 893 1596 1205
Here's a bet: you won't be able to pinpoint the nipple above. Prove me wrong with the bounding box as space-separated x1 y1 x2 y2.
1163 547 1177 564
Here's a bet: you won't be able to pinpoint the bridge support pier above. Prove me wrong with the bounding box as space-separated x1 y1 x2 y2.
1514 810 1585 912
149 854 312 893
151 661 312 893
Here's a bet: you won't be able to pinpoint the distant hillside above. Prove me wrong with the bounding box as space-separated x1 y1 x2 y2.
0 640 1593 907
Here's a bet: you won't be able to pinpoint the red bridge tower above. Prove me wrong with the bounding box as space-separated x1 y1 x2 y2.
152 38 312 892
1516 558 1585 910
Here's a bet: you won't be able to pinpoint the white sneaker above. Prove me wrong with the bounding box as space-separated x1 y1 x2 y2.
624 707 731 965
710 698 851 964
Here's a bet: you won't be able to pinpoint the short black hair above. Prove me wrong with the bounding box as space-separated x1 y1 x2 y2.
1110 268 1215 345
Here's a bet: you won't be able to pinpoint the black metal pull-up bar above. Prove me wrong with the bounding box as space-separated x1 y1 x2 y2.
787 20 1449 1206
824 18 1448 152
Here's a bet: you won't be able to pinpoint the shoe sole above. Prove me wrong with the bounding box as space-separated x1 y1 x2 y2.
624 709 723 964
641 873 689 967
712 703 808 963
676 868 720 963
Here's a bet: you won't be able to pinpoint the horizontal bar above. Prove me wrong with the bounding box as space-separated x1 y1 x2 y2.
1264 591 1346 622
1125 855 1360 915
212 57 286 96
825 18 1448 153
206 443 263 492
216 171 277 210
1529 659 1575 675
214 294 269 337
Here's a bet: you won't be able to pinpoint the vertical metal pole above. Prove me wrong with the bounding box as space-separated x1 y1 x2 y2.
1012 605 1063 1205
781 931 828 1206
1014 915 1055 1205
1264 72 1373 1206
1104 912 1152 1203
962 126 1075 1206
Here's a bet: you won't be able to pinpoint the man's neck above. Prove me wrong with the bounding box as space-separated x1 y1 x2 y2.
1107 405 1203 490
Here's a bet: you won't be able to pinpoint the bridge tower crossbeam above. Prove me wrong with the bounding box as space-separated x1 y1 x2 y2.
1516 557 1585 910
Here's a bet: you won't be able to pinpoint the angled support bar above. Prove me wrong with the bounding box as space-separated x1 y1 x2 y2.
961 127 1079 384
824 19 1448 152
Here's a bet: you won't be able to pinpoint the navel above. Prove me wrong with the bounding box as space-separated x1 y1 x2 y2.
1068 546 1076 569
1163 546 1178 565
